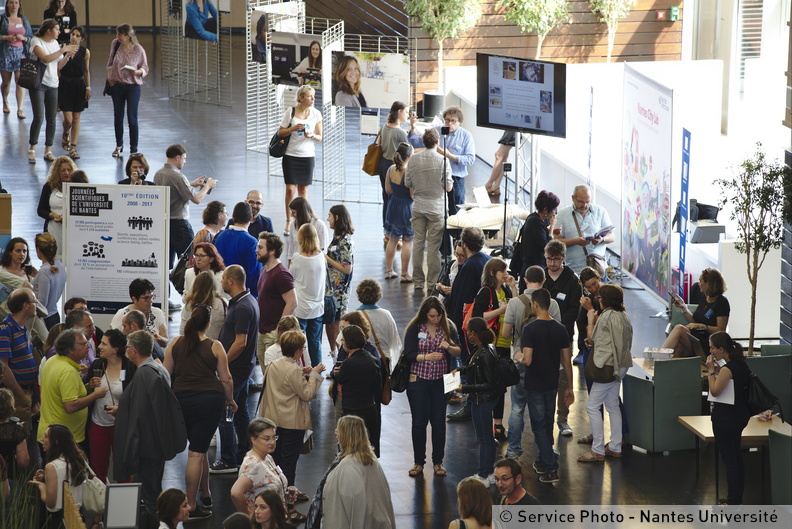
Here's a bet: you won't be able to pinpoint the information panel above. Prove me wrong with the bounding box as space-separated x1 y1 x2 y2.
63 184 169 317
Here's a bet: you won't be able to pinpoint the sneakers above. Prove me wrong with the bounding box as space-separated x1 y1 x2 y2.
559 423 573 436
494 425 507 443
168 300 182 312
208 460 238 474
532 461 546 475
447 407 472 421
187 504 212 520
539 471 560 484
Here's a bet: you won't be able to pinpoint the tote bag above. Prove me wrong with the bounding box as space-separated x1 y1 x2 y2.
19 58 45 90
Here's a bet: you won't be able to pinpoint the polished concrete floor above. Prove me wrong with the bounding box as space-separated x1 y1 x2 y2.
0 32 775 528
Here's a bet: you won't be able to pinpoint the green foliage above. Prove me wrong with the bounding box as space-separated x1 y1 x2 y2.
0 470 44 529
590 0 636 31
404 0 484 41
498 0 569 39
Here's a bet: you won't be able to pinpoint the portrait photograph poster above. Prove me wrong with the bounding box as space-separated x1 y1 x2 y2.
331 51 409 109
270 31 323 89
183 0 220 41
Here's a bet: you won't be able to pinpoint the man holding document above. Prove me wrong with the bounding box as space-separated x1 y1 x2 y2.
555 185 614 274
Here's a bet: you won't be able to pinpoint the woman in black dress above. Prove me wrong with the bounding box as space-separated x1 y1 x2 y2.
706 331 750 505
57 25 89 159
43 0 76 44
513 190 559 289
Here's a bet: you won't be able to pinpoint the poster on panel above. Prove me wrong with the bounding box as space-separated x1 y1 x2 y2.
63 184 169 318
331 51 410 109
270 32 323 88
621 66 673 300
183 0 219 41
250 10 268 64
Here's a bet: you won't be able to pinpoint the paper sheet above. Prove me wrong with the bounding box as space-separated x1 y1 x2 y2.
707 379 735 404
443 372 461 394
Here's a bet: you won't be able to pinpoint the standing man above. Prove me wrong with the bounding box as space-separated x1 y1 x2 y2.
63 309 97 368
493 458 539 505
555 184 614 274
120 310 165 362
226 190 274 238
501 266 561 459
38 329 107 449
521 288 574 484
409 106 475 215
542 240 582 437
115 330 186 529
446 227 490 421
214 202 262 293
210 265 259 474
153 143 217 310
255 232 297 374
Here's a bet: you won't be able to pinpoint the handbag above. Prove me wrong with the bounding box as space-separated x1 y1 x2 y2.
583 310 621 384
361 310 392 405
462 287 498 332
269 107 296 158
103 40 121 96
169 240 194 295
745 369 781 417
389 350 410 393
322 294 336 325
572 212 606 277
300 431 313 455
81 465 107 515
19 58 45 90
361 130 383 176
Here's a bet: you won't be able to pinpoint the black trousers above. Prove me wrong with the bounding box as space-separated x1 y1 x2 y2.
712 408 750 504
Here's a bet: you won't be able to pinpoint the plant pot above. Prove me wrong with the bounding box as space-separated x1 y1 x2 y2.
422 90 445 120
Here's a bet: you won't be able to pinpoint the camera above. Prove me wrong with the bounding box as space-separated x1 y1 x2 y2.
132 171 146 181
502 163 512 172
440 126 450 135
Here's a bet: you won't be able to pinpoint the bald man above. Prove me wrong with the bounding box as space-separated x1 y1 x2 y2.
226 190 274 239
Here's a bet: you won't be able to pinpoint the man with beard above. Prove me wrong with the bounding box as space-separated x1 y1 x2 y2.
554 184 614 274
226 190 274 238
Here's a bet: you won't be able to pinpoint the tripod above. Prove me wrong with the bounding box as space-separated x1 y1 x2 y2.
430 126 453 296
491 163 514 259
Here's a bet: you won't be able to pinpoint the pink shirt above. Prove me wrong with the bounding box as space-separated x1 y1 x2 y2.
7 22 24 47
106 39 149 85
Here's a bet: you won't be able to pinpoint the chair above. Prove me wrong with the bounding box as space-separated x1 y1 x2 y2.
665 304 697 336
745 355 792 421
761 344 792 357
768 427 792 505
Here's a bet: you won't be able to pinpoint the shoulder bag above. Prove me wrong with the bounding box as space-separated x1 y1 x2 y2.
572 212 606 277
745 368 782 418
81 464 107 515
584 311 621 384
19 57 45 90
103 39 121 96
269 107 296 158
462 287 499 332
169 240 194 295
362 129 383 176
361 310 392 405
389 348 410 393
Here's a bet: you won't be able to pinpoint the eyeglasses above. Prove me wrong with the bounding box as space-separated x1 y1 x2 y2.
247 200 263 206
545 257 563 262
257 435 279 442
139 294 155 301
75 341 89 347
493 475 513 483
193 254 209 259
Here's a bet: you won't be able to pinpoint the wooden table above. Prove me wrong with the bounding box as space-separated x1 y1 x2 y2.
678 415 791 502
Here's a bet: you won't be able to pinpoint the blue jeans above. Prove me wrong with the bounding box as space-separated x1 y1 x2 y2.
29 85 58 147
298 316 323 366
506 363 528 457
471 397 498 478
526 388 558 473
406 377 446 466
447 176 465 215
111 83 141 152
218 376 250 466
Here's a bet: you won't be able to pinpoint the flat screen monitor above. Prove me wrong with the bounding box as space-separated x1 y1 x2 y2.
476 53 566 138
104 483 141 529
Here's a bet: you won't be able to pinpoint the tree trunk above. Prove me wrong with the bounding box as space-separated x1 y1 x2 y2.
437 38 444 95
748 248 760 354
536 34 545 60
606 24 616 62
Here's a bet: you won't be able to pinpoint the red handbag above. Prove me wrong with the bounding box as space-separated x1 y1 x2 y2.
462 287 499 332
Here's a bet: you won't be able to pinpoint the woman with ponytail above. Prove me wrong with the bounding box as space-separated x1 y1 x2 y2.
706 331 750 505
164 305 236 519
454 316 503 479
377 101 409 234
383 141 415 282
33 232 66 329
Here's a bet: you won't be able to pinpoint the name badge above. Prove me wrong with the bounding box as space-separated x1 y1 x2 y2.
16 24 24 29
556 292 566 301
328 245 337 252
704 308 714 319
581 223 590 232
418 332 428 340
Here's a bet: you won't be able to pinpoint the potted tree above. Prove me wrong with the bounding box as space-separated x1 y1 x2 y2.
498 0 570 59
590 0 636 62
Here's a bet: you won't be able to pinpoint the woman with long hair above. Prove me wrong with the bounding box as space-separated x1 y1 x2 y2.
1 236 36 282
86 329 128 483
290 223 326 366
575 266 603 445
664 267 730 359
333 55 366 107
119 153 153 185
706 331 751 505
251 489 288 529
33 233 65 329
42 0 76 44
0 388 30 484
403 296 461 477
578 283 633 462
293 40 321 87
0 0 33 119
27 19 77 163
283 196 328 262
37 155 77 260
472 257 515 441
30 423 90 528
377 101 409 235
384 141 415 282
156 488 191 529
325 204 354 358
276 85 322 232
321 415 395 528
455 317 503 479
449 477 492 529
57 25 90 159
180 270 226 340
183 241 226 299
106 23 148 157
164 305 236 519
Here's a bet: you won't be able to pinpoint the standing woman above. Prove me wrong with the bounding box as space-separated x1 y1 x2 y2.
180 270 226 340
383 142 415 282
38 156 77 261
283 197 328 262
472 257 515 441
57 25 90 160
456 317 502 479
377 101 409 232
706 331 751 506
28 19 76 163
513 190 559 285
32 233 66 329
289 223 326 366
403 296 461 477
578 284 633 462
43 0 77 44
324 205 354 357
0 0 33 119
183 242 226 300
164 305 236 519
449 477 492 529
276 85 322 233
1 237 36 282
333 55 366 107
106 23 148 157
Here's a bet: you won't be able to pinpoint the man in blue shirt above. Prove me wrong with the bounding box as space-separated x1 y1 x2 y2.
555 184 614 274
226 190 274 239
0 288 39 433
408 106 476 215
214 202 262 294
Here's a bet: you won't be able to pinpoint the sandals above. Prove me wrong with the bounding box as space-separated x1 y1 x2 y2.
288 509 307 523
295 490 309 502
604 446 622 458
43 151 55 162
577 451 605 463
408 464 423 477
112 146 123 158
17 109 26 119
69 144 80 160
400 274 413 283
28 149 36 164
384 270 398 280
433 464 447 476
577 433 593 444
62 131 70 151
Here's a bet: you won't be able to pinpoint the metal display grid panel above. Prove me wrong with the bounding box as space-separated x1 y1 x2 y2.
160 0 232 106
